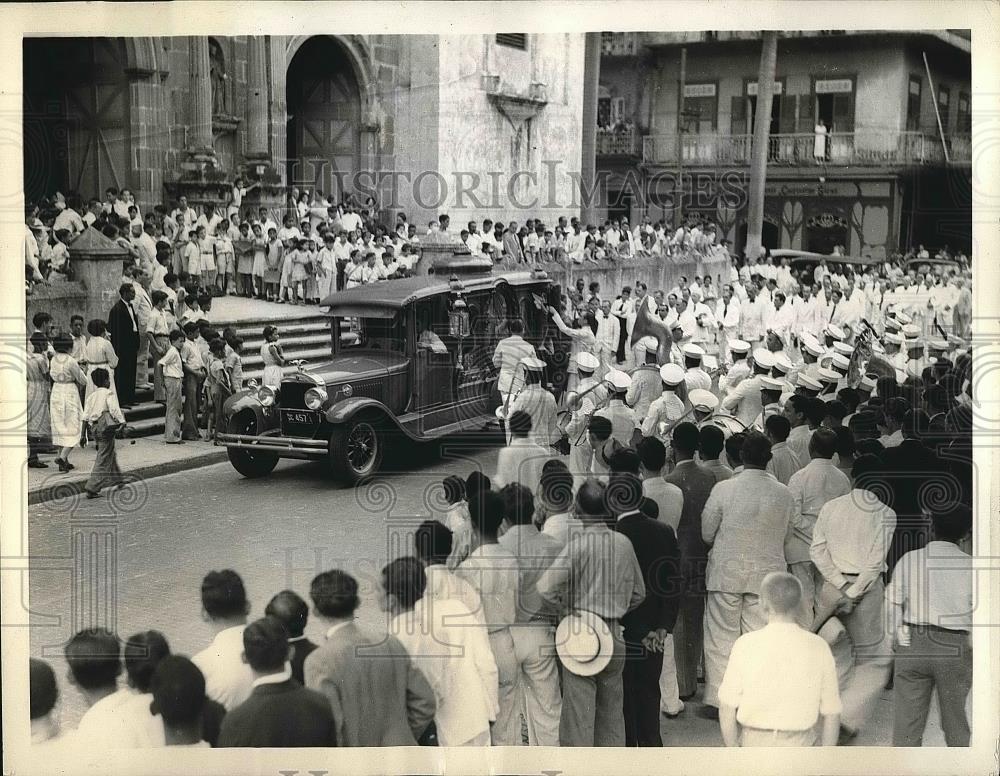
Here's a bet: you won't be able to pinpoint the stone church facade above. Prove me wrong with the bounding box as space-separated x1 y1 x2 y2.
23 34 586 225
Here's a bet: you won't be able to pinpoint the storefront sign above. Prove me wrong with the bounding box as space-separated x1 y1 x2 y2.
764 180 891 198
747 81 783 96
684 83 716 98
815 78 853 94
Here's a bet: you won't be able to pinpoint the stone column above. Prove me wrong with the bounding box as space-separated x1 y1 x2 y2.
580 32 601 225
188 36 214 154
245 35 270 161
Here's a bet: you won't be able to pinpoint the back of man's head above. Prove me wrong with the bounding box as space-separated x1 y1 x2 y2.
902 409 929 439
150 657 205 728
851 453 883 489
607 471 644 515
932 506 972 544
124 630 171 693
760 572 802 617
200 570 248 621
636 436 667 472
469 490 505 538
30 659 58 720
608 447 641 475
725 431 746 467
309 569 360 619
264 590 310 639
809 427 838 460
65 629 121 691
381 557 426 611
539 463 574 512
741 432 772 469
671 422 700 458
804 397 827 428
500 483 535 526
414 519 453 566
588 415 612 442
764 414 791 443
575 479 609 524
242 617 289 674
508 409 532 437
698 425 726 460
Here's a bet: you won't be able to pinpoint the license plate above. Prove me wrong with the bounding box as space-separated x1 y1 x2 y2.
281 409 318 425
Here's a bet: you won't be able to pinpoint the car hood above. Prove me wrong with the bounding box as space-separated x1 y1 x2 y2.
289 352 408 385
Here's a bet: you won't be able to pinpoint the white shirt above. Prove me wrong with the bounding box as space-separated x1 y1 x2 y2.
425 563 484 624
642 477 684 532
810 490 897 599
718 621 842 731
541 512 582 549
765 441 803 486
390 597 497 746
492 335 536 394
251 663 292 687
785 458 852 564
886 541 973 631
494 437 549 492
75 687 141 749
191 625 254 711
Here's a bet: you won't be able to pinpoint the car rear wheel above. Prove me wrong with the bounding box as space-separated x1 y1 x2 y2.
328 420 383 483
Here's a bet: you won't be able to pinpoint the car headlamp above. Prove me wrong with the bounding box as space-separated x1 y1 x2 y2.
304 386 328 410
257 385 276 407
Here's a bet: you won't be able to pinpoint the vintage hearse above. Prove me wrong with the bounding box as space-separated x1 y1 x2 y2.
217 263 554 483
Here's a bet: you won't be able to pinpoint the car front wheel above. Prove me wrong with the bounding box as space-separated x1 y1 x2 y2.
328 420 383 483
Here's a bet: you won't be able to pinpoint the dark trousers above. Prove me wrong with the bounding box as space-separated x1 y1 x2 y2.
622 635 664 746
673 573 707 699
893 625 972 746
615 316 628 363
182 372 203 440
115 346 138 405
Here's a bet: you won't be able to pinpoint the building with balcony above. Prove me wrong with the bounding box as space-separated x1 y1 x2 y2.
593 30 971 257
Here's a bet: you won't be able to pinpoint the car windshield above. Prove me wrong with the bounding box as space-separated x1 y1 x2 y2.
340 315 406 353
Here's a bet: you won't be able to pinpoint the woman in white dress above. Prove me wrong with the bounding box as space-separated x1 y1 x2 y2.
260 325 285 389
548 306 598 400
49 333 87 472
82 319 119 401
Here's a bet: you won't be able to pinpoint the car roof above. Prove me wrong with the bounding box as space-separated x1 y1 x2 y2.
321 270 548 316
782 251 877 267
905 257 959 269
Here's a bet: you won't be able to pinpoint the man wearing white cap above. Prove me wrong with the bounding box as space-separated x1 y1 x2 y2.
884 332 906 371
771 353 794 394
751 376 785 432
641 364 687 441
903 330 927 378
721 349 773 428
508 357 558 449
830 353 851 391
626 339 662 433
564 358 606 481
689 388 719 423
595 371 635 446
682 343 711 393
816 367 841 397
493 320 537 410
719 340 751 397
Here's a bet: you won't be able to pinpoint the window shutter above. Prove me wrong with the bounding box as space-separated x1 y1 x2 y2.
798 94 815 133
832 93 854 132
730 95 747 134
495 33 527 50
777 94 795 134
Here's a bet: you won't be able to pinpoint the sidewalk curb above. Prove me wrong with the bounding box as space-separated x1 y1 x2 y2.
28 449 229 506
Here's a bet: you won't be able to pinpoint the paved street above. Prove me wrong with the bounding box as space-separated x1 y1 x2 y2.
27 435 944 745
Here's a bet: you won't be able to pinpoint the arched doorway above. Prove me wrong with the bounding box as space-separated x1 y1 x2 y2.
23 37 130 204
286 36 361 202
804 212 849 255
737 219 780 255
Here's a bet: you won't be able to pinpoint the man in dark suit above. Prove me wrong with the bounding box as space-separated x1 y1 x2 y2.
265 590 316 686
663 422 719 700
107 282 140 406
217 617 336 748
610 469 682 746
881 409 942 574
304 569 436 746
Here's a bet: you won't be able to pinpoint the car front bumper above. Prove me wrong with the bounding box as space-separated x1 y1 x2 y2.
215 432 329 459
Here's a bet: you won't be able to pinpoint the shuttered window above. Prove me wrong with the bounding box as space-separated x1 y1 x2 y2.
496 33 527 50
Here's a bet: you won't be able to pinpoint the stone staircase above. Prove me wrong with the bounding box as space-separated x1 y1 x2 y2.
126 312 332 437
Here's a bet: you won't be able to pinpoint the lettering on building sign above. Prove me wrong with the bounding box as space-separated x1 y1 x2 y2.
684 83 716 98
814 78 853 94
747 81 783 96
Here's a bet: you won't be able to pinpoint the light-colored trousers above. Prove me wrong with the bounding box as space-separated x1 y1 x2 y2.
740 726 818 746
828 577 893 732
703 591 767 707
511 623 561 746
789 561 820 627
559 625 626 746
658 633 683 714
163 376 183 442
489 628 521 746
135 331 151 388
